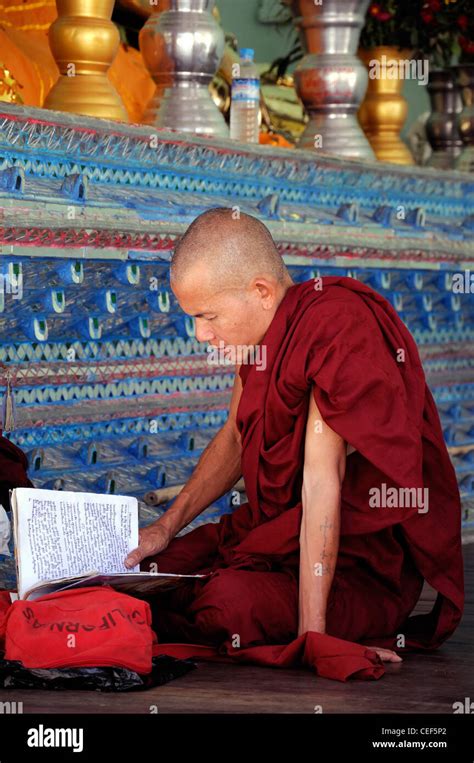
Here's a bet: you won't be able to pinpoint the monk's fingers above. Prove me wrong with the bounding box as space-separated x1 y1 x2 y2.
124 546 143 568
376 649 402 663
363 645 403 663
125 531 167 568
124 540 155 568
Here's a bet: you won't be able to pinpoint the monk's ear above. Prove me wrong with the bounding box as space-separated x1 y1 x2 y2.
253 279 274 308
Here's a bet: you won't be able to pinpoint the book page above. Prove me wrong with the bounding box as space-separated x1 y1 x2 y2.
14 488 139 598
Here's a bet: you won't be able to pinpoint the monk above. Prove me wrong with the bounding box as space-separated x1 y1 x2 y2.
124 207 464 677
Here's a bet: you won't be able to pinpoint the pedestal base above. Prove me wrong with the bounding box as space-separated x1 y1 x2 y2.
297 111 375 160
142 82 229 138
44 75 128 122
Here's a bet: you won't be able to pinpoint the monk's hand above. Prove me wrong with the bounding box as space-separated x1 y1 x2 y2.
124 521 172 569
361 645 403 663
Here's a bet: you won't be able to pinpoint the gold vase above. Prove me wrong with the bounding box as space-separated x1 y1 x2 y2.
358 46 414 165
44 0 128 121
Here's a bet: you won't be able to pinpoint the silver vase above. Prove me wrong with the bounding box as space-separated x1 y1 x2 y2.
425 69 463 170
285 0 375 159
455 64 474 173
139 0 228 137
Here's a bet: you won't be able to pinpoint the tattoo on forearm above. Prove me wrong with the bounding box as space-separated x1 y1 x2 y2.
303 515 338 577
320 515 334 571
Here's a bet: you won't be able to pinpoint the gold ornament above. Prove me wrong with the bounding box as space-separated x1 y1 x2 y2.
358 47 414 165
44 0 128 121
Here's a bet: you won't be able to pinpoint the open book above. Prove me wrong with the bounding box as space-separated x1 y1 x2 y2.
11 488 210 601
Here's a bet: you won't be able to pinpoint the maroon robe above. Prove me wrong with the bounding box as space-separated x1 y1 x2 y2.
0 433 33 511
142 277 464 680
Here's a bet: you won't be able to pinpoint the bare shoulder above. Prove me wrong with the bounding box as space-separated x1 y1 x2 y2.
303 385 355 482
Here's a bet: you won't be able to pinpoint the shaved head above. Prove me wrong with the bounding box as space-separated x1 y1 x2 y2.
170 207 288 291
169 207 293 355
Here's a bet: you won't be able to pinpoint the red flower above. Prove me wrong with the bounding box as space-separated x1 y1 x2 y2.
457 15 469 31
460 35 474 55
421 0 440 24
368 2 393 21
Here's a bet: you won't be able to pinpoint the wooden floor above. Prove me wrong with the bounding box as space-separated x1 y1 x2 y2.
4 542 473 715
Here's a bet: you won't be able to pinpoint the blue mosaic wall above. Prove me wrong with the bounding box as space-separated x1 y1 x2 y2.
0 103 473 589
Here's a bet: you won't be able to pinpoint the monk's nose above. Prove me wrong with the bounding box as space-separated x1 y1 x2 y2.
194 318 215 344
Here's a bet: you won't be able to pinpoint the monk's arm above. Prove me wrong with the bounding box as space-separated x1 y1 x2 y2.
159 421 242 538
150 368 243 539
125 369 243 566
298 387 346 636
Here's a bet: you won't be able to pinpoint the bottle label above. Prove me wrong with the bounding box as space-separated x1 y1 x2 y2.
232 78 260 103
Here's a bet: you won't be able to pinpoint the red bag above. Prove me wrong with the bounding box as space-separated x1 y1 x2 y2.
4 586 154 674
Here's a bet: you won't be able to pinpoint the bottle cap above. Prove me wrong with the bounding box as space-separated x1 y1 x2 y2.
239 48 255 61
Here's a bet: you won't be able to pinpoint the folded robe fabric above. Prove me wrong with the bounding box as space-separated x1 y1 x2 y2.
152 631 385 682
147 277 464 680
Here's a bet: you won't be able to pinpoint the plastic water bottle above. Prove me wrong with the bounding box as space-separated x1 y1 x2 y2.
230 48 260 144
